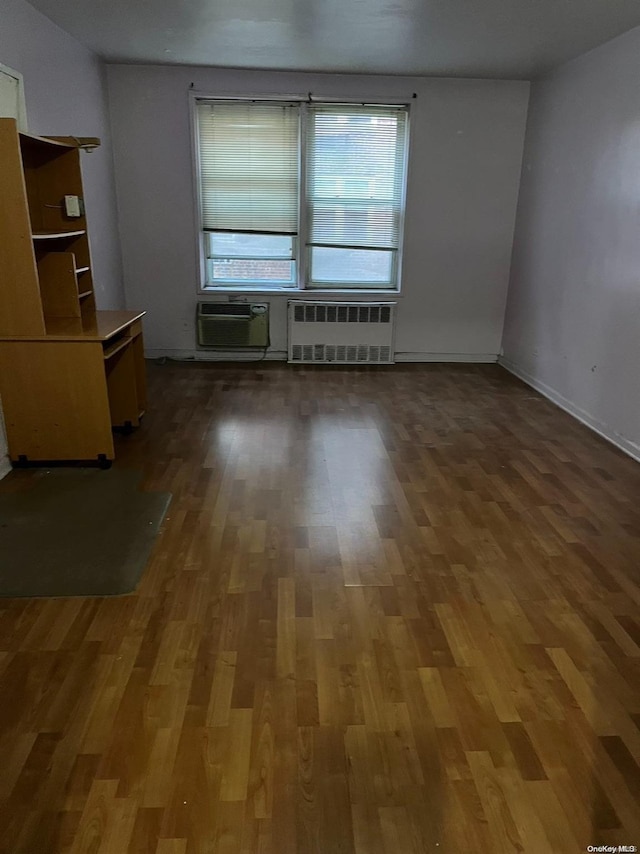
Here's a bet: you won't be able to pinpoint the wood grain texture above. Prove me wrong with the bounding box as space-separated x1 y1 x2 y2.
0 340 115 462
0 119 45 337
0 361 639 853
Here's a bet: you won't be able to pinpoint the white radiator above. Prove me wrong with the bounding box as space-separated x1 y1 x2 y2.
287 301 396 364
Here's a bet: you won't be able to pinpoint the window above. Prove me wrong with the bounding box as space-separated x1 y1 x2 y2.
196 100 409 290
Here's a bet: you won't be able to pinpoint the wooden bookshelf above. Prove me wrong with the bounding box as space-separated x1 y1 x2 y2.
0 117 147 467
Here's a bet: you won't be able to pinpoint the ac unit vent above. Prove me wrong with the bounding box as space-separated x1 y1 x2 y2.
197 302 269 348
200 303 253 317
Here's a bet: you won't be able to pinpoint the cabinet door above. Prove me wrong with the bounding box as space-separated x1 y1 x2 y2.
0 341 114 461
104 340 140 428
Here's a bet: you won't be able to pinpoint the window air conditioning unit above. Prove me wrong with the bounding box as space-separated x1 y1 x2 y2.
197 302 270 348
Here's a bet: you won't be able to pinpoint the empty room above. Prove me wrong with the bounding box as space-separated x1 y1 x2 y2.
0 0 639 850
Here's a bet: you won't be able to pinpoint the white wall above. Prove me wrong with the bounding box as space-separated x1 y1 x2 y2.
106 65 529 361
502 26 640 460
0 0 125 477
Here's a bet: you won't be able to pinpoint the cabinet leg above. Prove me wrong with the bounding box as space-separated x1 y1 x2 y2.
97 454 112 470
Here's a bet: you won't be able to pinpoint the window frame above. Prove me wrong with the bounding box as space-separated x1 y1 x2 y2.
190 92 410 296
205 232 299 288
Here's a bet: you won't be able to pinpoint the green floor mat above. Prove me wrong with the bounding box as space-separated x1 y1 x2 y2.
0 468 171 597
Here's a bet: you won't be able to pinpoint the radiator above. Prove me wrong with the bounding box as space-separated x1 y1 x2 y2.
197 302 270 348
288 301 396 364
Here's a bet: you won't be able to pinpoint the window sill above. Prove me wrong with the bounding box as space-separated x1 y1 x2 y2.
199 286 402 298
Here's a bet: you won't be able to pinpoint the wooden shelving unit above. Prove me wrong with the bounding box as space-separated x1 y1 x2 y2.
0 117 146 467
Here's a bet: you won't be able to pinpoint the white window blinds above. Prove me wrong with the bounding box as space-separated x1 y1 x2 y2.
197 101 299 235
305 105 408 252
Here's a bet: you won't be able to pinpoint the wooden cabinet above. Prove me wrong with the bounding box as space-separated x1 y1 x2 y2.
0 118 146 467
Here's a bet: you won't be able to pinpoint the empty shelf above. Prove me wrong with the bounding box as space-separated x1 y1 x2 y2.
33 230 86 240
103 337 131 360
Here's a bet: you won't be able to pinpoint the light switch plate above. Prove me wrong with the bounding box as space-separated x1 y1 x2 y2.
64 195 81 217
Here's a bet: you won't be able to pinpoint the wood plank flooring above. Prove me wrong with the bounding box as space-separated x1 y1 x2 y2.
0 362 639 853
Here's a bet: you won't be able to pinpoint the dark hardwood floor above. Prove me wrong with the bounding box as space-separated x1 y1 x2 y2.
0 361 639 853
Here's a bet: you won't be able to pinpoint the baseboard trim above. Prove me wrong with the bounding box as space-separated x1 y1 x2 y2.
499 356 640 463
146 349 500 365
145 349 288 362
395 352 498 363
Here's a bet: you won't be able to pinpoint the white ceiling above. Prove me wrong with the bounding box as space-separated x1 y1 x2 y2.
27 0 640 79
